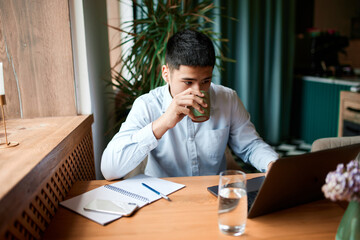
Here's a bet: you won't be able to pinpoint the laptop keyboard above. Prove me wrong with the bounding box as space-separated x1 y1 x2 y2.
247 191 258 212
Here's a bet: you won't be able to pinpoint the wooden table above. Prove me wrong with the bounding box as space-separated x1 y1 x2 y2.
0 115 95 239
43 174 344 240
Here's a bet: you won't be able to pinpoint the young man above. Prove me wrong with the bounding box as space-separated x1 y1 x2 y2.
101 29 278 180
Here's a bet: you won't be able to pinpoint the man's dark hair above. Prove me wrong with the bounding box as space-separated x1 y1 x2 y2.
165 29 215 70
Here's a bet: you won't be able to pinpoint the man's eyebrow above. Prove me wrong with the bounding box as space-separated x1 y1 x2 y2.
181 76 212 81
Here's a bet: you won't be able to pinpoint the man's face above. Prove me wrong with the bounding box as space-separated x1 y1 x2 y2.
162 65 213 97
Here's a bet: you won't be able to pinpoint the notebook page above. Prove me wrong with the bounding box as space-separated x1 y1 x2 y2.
111 174 185 203
60 186 126 225
60 174 185 225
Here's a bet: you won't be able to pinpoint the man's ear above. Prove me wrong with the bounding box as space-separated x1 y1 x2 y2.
162 65 170 83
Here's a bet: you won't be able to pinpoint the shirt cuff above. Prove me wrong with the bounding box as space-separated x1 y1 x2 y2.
260 153 279 172
132 123 158 154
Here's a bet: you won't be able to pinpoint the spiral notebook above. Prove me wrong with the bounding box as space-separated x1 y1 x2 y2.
60 174 185 225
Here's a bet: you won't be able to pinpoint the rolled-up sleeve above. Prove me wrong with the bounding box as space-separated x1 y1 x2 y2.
101 98 159 180
228 90 278 172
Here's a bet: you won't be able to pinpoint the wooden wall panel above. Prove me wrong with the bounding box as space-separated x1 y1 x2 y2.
339 40 360 69
107 0 122 74
0 0 76 119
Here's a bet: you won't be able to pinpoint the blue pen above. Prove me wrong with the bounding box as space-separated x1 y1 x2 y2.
142 183 171 201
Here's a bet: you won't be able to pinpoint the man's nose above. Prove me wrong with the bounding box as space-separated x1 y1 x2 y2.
192 83 201 91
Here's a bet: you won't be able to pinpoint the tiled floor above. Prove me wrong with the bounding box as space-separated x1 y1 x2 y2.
273 139 312 158
234 139 312 173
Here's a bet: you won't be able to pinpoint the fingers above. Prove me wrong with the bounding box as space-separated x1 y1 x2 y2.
175 97 207 113
164 88 209 125
179 88 204 98
174 89 208 110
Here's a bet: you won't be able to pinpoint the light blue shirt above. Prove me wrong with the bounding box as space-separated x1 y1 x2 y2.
101 83 278 180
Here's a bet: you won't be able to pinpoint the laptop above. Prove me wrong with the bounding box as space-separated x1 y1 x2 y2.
207 143 360 218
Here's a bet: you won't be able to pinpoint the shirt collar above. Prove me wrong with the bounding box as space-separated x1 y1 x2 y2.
162 84 173 112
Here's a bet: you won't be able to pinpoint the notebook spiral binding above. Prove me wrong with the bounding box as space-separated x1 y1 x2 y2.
104 185 150 203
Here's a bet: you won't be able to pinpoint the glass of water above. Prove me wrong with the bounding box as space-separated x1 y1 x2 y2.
218 170 247 236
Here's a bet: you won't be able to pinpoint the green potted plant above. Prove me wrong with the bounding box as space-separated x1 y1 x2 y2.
107 0 232 133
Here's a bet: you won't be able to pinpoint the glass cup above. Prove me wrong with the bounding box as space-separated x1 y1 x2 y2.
218 170 247 236
190 90 210 122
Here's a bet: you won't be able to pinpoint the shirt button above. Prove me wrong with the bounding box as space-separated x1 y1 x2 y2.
189 137 194 141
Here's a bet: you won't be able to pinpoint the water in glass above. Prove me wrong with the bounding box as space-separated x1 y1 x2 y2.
218 187 247 236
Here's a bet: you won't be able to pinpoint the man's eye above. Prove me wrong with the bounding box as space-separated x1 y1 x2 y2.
202 80 210 84
184 81 192 85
